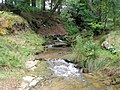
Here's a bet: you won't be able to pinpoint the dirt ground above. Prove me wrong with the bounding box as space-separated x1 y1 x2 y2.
0 77 20 90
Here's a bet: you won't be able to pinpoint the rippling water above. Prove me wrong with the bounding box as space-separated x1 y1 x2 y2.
33 46 116 90
48 59 81 77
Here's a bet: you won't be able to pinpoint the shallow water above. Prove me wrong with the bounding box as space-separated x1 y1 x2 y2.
48 58 80 77
35 47 71 59
33 47 117 90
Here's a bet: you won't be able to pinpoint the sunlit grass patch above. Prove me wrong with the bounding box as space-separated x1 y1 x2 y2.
0 68 25 80
0 30 44 68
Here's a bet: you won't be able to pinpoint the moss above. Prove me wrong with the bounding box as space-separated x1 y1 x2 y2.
28 61 52 77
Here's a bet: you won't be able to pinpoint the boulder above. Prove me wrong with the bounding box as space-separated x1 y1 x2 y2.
101 41 114 50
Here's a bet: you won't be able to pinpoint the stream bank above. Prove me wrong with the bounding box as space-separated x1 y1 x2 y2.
19 40 117 90
0 8 119 90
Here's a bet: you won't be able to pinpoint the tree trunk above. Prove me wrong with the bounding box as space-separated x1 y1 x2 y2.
51 0 63 14
97 0 102 22
32 0 36 7
2 0 3 3
103 0 109 30
41 0 45 10
42 0 63 24
58 3 62 14
5 0 13 4
50 0 53 10
25 0 30 6
4 0 6 3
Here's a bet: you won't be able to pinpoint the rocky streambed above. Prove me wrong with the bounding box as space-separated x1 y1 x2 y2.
18 40 117 90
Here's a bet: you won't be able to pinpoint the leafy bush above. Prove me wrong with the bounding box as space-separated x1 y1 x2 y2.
61 0 96 29
14 3 40 13
72 35 120 73
89 22 104 35
73 36 95 68
64 22 79 35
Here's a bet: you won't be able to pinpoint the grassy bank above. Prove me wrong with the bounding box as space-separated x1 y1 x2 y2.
65 30 120 84
0 30 44 79
0 30 44 68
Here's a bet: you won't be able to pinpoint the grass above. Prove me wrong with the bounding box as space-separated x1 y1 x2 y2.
0 68 24 80
0 30 44 69
63 22 79 35
0 11 44 79
72 36 95 68
65 32 120 83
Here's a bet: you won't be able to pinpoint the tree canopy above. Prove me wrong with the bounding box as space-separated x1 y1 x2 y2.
1 0 119 35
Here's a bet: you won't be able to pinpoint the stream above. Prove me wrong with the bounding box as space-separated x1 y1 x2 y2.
19 38 117 90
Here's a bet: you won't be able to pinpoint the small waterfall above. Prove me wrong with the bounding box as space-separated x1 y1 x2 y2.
48 58 81 77
56 37 64 42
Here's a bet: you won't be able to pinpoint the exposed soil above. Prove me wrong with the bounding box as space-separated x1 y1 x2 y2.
0 4 67 36
33 77 86 90
20 12 67 36
25 47 115 90
0 4 119 90
0 4 67 90
0 77 20 90
37 24 67 36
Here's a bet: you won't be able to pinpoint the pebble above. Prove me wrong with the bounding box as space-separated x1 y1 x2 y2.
29 77 42 87
25 60 39 69
23 76 35 82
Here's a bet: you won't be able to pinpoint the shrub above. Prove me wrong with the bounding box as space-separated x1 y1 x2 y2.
14 3 40 13
72 35 120 73
89 22 104 35
73 36 95 67
64 22 79 35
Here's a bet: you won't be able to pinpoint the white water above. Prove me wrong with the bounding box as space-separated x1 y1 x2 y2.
48 58 80 77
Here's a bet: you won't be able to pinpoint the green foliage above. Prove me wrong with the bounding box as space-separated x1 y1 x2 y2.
89 23 103 30
61 0 120 35
89 22 104 35
0 30 44 68
61 12 74 22
73 36 95 67
63 22 79 35
14 3 40 13
0 36 21 68
0 11 26 35
21 30 44 52
61 0 95 21
88 47 119 72
0 70 23 80
72 35 120 73
61 0 99 34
